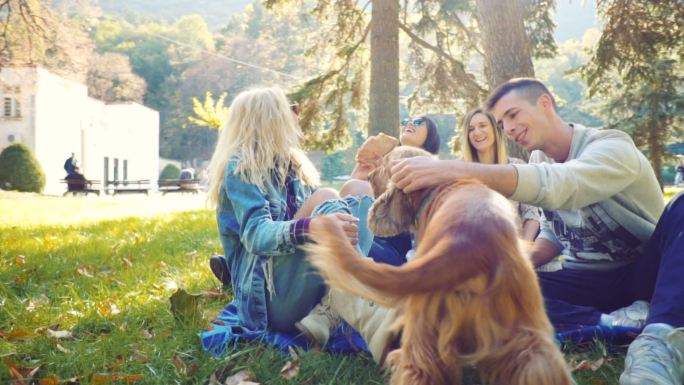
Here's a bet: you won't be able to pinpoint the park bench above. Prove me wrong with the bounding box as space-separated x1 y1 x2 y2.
106 179 151 195
158 179 201 195
60 179 101 196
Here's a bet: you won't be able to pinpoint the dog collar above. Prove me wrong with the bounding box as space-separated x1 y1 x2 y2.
415 188 436 226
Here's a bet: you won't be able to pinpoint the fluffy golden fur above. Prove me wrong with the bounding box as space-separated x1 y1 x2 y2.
306 146 573 385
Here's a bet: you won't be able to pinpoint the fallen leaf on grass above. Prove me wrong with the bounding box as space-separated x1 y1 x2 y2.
207 366 232 385
0 329 33 340
169 289 201 320
91 373 116 384
171 355 198 377
279 360 301 380
132 350 149 363
3 358 40 385
35 323 61 335
122 374 143 383
172 355 187 375
141 329 153 339
224 370 259 385
55 344 69 353
38 376 60 385
15 255 26 265
47 329 73 339
121 257 133 268
67 310 84 318
572 357 605 372
97 300 121 317
76 265 94 278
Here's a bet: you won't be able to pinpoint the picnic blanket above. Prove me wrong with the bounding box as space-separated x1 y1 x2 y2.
200 303 641 356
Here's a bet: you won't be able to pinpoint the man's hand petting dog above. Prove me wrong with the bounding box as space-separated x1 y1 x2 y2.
310 213 359 246
390 156 456 193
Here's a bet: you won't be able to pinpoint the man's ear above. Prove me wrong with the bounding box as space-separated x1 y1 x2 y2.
368 183 414 237
538 94 554 111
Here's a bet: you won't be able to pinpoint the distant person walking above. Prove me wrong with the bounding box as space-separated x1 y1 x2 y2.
675 162 684 187
64 153 77 177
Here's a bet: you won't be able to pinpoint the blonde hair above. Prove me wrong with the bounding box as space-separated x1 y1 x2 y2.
459 108 508 165
207 86 319 207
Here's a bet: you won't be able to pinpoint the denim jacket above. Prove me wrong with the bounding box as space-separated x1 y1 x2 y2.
217 157 315 331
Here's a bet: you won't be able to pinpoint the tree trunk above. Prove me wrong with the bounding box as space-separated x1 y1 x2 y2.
648 119 665 190
476 0 534 159
369 0 400 137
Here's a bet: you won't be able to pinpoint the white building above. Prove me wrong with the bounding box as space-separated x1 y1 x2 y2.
0 66 159 195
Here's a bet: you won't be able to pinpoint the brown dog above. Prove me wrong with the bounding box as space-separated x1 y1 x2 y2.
306 146 573 385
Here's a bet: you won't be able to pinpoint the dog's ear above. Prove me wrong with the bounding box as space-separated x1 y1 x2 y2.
368 183 414 237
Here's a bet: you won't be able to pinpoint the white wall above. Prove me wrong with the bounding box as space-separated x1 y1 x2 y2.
34 68 89 195
0 67 160 196
100 103 159 189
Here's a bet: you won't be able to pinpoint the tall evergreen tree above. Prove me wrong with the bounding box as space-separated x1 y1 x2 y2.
582 0 684 188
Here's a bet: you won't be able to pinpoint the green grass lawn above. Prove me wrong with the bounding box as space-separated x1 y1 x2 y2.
0 192 647 384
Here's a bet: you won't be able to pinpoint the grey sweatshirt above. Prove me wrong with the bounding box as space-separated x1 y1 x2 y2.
511 124 664 270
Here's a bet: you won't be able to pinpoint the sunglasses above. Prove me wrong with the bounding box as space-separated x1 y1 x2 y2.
400 118 426 127
290 103 300 116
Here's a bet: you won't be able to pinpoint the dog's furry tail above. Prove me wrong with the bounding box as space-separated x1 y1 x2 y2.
305 216 486 307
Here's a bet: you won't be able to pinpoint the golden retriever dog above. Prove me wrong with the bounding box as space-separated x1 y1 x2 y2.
306 146 573 385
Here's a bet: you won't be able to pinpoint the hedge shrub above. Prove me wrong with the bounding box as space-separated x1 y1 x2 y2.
159 164 181 180
0 143 46 192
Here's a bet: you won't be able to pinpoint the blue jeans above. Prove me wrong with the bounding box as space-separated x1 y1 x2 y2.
368 233 412 266
541 192 684 327
266 195 375 332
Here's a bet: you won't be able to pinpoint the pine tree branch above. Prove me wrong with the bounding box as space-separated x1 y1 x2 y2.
398 21 485 95
448 14 484 56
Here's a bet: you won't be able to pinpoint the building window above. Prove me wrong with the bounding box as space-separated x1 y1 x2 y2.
1 85 21 118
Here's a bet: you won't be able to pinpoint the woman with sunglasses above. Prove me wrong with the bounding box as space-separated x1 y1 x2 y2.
339 116 441 268
349 116 440 181
459 108 541 243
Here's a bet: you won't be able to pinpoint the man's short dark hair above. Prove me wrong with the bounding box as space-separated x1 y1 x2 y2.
485 78 557 111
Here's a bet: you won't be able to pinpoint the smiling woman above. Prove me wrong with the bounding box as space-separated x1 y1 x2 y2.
399 116 440 155
459 108 541 243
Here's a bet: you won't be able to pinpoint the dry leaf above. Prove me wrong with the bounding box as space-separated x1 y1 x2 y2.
0 329 33 340
122 374 143 383
91 373 116 384
224 370 257 385
3 359 40 385
172 355 187 375
169 289 201 320
207 366 232 385
97 300 121 317
15 255 26 265
76 265 94 278
279 360 301 380
122 257 133 267
55 343 70 353
47 329 73 339
25 301 36 312
67 310 84 318
132 350 149 363
39 376 61 385
142 329 153 339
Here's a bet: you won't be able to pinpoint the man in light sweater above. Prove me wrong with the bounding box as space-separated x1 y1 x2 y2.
390 78 684 385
